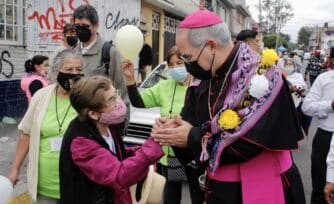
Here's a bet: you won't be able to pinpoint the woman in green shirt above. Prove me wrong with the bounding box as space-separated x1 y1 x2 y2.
8 49 84 203
122 46 192 204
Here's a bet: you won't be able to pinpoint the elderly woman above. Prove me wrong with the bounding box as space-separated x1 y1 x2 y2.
59 75 163 203
8 49 84 203
282 57 312 135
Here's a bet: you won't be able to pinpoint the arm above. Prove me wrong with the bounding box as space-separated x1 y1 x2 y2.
326 134 334 183
122 60 161 108
9 89 41 184
185 128 264 165
325 134 334 204
302 77 333 117
172 87 200 165
29 80 43 97
180 86 263 165
71 137 163 190
125 145 141 157
127 84 146 108
8 133 30 185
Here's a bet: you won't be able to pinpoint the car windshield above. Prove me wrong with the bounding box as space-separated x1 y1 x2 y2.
140 63 170 88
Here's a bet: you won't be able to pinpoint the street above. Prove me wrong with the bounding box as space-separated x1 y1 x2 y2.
0 117 317 203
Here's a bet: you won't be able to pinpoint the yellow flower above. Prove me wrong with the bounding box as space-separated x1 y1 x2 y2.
218 109 240 130
260 49 279 67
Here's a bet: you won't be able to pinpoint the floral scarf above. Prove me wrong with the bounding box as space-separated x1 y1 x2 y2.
200 43 284 172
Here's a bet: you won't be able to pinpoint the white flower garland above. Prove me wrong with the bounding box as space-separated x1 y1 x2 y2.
248 74 269 99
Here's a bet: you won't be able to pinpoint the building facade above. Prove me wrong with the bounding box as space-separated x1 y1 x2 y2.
0 0 199 119
0 0 28 119
210 0 255 37
0 0 257 119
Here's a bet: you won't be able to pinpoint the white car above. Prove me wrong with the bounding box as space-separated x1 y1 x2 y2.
123 62 170 144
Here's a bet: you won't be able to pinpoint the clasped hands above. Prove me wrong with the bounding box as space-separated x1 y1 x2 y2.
151 116 192 148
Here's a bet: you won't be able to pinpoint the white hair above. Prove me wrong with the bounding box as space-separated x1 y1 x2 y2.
49 49 85 81
187 23 232 48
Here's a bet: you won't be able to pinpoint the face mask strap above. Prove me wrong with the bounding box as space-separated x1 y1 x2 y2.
196 42 208 61
209 52 216 76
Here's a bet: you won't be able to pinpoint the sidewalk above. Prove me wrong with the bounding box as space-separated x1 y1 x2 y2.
0 122 28 197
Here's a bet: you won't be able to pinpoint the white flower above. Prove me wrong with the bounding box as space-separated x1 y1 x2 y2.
249 74 269 99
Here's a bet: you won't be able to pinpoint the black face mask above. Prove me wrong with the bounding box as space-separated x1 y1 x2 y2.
76 26 92 43
66 36 78 47
57 72 83 92
184 43 215 80
185 60 213 80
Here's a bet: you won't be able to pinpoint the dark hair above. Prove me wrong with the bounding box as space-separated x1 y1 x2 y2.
70 75 112 121
63 23 75 34
24 55 48 73
236 29 258 41
166 46 181 65
73 5 99 25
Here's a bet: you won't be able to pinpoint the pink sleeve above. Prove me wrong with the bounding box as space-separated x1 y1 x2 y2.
70 137 164 190
125 145 141 157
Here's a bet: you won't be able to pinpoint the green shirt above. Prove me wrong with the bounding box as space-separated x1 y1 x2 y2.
38 92 77 198
140 79 188 165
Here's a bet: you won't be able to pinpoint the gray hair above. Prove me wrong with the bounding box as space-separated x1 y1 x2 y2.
187 23 232 48
48 49 85 81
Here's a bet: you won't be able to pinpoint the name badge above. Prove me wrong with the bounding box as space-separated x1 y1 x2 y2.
50 137 63 152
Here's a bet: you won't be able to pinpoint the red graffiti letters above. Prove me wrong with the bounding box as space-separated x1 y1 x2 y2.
28 0 90 42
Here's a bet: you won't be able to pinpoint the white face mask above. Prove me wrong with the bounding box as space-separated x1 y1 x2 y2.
284 66 295 75
168 66 188 83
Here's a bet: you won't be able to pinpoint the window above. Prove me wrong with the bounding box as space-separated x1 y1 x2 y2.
140 63 169 89
0 0 24 45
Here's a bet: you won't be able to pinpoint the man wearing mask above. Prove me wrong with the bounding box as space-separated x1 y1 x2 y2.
305 50 324 85
151 9 306 203
72 5 129 127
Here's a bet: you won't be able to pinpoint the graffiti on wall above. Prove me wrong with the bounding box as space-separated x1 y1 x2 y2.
105 10 140 31
28 0 90 42
27 0 141 51
27 0 91 51
0 51 14 79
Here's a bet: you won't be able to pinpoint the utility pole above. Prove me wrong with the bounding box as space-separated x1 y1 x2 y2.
275 0 282 50
259 0 262 26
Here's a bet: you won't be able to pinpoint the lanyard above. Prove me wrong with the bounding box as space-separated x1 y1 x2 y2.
55 86 72 133
168 82 178 118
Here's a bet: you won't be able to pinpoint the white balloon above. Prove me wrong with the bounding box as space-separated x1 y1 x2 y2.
0 176 13 204
115 25 144 60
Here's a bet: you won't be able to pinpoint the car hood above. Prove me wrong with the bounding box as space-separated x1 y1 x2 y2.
129 106 160 125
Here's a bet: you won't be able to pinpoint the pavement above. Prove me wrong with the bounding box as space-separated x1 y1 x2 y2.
0 122 28 198
0 117 317 203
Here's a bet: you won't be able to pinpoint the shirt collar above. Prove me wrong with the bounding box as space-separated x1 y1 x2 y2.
214 43 240 78
80 37 97 54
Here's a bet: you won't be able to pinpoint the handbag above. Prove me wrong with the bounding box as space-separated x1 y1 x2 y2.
166 147 187 182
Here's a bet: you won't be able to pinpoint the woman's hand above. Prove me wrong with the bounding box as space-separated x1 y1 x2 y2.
121 60 136 85
8 167 19 186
